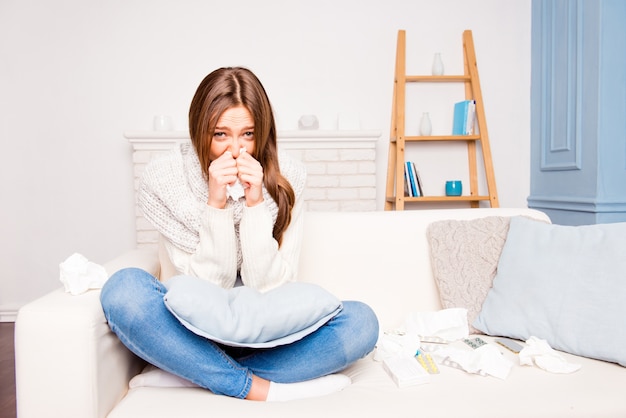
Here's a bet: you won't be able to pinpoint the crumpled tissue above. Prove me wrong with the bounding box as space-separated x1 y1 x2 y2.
59 253 108 296
226 179 245 200
405 308 469 341
431 344 513 380
226 147 247 200
375 308 469 362
519 336 581 374
375 309 513 379
374 330 421 362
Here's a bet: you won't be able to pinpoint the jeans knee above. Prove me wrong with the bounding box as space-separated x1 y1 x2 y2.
102 268 140 304
356 302 380 350
342 301 380 359
100 267 159 322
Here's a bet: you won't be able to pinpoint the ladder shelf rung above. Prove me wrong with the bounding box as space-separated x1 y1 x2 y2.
390 135 480 143
405 75 470 82
386 195 491 203
406 135 480 142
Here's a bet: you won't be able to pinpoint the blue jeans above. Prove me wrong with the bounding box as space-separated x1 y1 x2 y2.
100 267 379 399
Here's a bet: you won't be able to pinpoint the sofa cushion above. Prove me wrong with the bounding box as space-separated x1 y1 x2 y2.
163 275 343 348
473 216 626 366
426 216 511 333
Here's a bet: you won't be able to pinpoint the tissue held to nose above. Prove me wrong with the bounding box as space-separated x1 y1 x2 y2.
226 147 247 200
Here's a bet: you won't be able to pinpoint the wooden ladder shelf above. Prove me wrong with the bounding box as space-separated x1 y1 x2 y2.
384 29 499 210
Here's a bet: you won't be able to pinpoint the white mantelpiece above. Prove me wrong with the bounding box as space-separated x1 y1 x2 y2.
126 130 380 248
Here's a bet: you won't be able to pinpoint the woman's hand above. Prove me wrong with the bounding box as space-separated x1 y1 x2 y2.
207 151 238 208
236 150 264 207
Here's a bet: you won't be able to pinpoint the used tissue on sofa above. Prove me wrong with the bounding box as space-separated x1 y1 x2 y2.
519 336 581 374
432 344 513 380
59 253 108 295
405 308 469 341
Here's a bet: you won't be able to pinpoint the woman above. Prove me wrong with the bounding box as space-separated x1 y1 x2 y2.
101 67 379 401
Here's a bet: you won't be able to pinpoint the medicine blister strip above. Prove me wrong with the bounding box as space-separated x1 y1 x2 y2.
416 353 440 374
463 337 487 349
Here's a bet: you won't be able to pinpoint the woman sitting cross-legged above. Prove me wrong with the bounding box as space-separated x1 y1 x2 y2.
100 66 379 402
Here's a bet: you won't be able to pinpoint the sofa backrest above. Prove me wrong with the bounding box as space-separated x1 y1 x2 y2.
297 208 550 330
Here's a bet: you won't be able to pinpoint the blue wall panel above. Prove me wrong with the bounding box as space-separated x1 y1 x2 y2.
529 0 626 225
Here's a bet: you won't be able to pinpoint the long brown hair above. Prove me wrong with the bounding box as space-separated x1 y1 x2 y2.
188 67 296 245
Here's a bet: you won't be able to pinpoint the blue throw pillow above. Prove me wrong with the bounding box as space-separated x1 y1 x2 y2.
163 276 343 348
473 216 626 366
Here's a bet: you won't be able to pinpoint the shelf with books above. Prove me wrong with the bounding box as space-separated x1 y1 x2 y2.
385 29 499 210
400 195 492 203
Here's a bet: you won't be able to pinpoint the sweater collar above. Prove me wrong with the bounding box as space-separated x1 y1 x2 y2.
181 143 209 203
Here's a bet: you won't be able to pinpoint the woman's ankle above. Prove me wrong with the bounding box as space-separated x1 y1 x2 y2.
245 375 270 401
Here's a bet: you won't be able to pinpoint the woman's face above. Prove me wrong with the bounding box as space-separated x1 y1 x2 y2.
209 105 256 160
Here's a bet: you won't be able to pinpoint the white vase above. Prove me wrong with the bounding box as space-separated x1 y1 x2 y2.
432 53 444 76
420 112 432 136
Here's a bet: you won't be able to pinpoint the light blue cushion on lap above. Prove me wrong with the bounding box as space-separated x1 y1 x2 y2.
163 276 343 348
473 216 626 366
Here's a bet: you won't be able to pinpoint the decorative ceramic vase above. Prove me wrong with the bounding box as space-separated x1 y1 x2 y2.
432 53 444 76
420 112 432 136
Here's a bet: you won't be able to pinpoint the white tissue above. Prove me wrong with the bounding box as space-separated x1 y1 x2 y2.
374 331 421 362
375 309 512 379
375 308 468 362
226 147 247 200
404 308 469 341
59 253 108 296
432 344 513 380
226 179 245 200
519 336 581 374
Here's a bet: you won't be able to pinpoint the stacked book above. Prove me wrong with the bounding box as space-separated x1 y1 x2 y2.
404 161 424 197
452 99 476 135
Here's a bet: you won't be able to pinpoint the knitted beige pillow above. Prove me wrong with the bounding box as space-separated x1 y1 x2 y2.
426 216 511 334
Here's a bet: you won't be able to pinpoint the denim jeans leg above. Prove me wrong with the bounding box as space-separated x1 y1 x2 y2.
100 267 252 399
236 300 379 383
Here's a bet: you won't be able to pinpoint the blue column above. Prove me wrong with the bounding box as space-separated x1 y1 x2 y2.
529 0 626 225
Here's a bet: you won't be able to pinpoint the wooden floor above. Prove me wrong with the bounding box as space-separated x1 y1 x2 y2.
0 322 16 418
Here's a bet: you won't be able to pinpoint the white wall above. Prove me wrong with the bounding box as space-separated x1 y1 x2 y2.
0 0 531 319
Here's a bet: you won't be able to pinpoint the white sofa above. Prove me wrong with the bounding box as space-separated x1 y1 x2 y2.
15 208 626 418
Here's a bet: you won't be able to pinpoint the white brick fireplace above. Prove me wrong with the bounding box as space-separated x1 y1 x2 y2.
126 130 381 248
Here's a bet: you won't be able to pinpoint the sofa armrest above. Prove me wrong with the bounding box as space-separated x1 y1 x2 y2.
15 248 159 418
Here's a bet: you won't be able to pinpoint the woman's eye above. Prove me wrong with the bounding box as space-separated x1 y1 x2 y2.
244 131 254 137
213 132 226 138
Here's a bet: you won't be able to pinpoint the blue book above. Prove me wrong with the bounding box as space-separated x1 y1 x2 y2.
404 162 413 196
405 161 417 197
409 161 421 197
452 100 475 135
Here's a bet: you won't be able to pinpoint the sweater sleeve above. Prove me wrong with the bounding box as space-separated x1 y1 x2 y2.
163 205 239 288
238 198 304 292
238 153 307 292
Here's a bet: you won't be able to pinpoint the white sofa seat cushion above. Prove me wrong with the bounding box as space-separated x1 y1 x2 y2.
109 336 626 418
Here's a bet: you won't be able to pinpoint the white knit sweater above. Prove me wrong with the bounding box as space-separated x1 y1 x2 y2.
139 143 307 292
